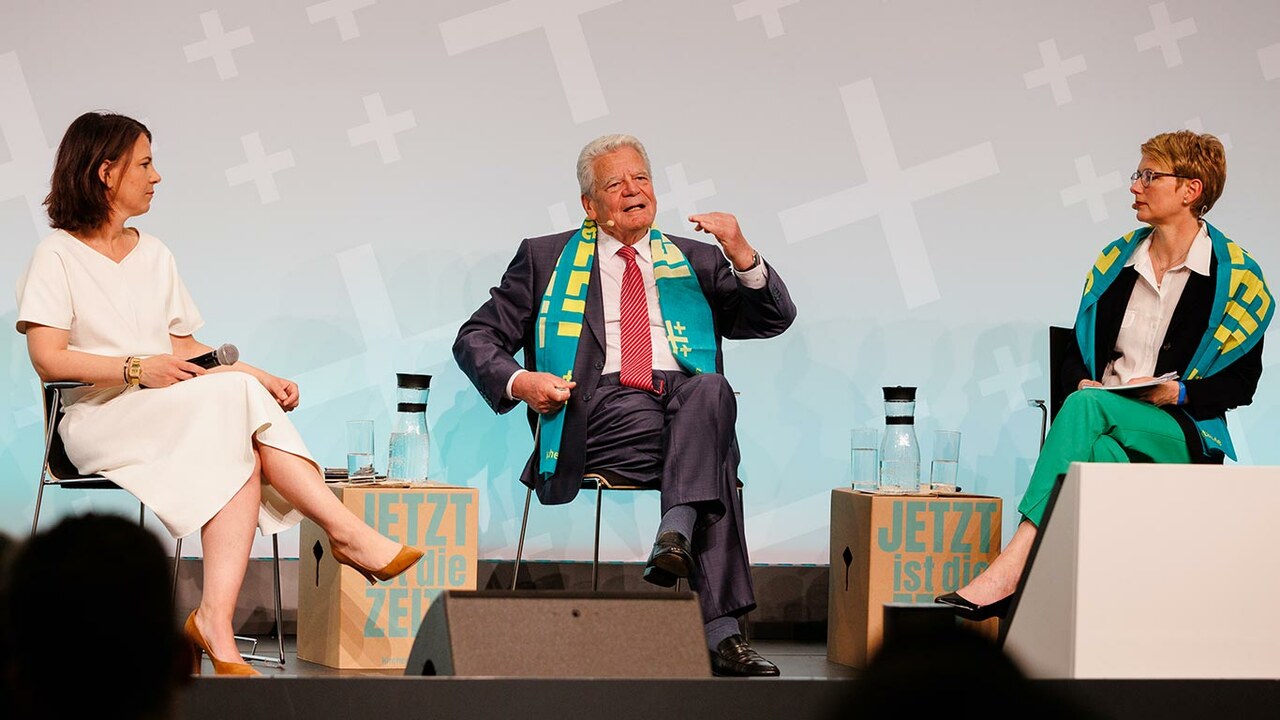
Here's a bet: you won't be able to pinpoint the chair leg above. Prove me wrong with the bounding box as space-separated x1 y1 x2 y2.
172 537 183 607
511 486 533 590
236 536 286 668
737 483 749 639
271 534 285 664
32 391 62 536
30 477 47 536
1034 399 1049 451
592 482 603 591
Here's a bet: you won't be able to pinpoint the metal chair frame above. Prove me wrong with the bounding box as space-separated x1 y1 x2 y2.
33 381 285 667
1030 325 1082 450
511 470 745 592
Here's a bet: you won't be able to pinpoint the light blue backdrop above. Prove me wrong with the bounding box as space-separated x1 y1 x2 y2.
2 0 1277 563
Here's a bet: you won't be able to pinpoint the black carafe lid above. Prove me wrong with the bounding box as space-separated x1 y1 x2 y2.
396 373 432 389
882 386 917 402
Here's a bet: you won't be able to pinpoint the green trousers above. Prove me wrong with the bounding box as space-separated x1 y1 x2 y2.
1018 389 1191 526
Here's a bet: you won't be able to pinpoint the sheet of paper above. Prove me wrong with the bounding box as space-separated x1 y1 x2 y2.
1083 372 1180 393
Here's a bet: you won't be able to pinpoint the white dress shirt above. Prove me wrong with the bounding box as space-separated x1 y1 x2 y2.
1101 222 1212 386
506 230 768 398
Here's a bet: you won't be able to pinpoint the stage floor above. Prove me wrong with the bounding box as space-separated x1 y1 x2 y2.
177 635 1280 720
220 637 858 679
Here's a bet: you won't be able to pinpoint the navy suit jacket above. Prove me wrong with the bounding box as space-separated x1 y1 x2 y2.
453 230 797 505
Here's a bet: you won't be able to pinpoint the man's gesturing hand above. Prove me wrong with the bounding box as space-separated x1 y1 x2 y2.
512 372 577 414
689 212 756 271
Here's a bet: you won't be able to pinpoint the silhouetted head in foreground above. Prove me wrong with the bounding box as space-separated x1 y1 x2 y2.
2 514 189 720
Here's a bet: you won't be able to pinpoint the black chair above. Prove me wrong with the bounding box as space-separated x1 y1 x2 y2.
33 381 285 666
1047 325 1075 424
1029 326 1076 449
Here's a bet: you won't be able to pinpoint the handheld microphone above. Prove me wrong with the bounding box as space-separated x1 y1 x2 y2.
188 343 239 369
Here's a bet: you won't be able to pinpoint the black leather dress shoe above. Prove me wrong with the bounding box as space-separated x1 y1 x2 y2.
710 635 780 677
934 591 1012 621
642 530 692 588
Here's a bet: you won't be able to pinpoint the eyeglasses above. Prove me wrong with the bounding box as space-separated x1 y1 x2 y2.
1130 169 1193 187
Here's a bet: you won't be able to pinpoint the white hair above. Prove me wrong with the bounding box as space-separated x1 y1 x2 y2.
576 134 651 196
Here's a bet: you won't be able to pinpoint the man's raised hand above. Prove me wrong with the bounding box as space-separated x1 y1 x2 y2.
689 212 756 271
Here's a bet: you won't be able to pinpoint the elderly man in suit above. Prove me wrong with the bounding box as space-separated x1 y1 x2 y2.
454 134 796 676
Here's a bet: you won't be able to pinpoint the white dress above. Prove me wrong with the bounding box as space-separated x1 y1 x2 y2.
15 229 310 539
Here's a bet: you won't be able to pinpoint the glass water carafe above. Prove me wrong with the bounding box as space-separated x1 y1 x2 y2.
879 386 920 494
387 373 431 482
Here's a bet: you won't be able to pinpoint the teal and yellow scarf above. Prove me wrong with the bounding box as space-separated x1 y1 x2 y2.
1075 222 1272 459
534 219 716 478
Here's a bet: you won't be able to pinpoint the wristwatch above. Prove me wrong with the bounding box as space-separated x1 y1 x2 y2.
734 251 760 273
126 356 143 387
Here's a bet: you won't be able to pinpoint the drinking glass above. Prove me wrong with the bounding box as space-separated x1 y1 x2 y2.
929 430 961 492
850 428 880 493
346 420 376 478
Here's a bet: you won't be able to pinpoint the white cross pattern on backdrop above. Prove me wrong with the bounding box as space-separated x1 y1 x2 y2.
291 244 464 423
656 163 716 227
1185 117 1232 150
1024 39 1086 106
733 0 800 39
0 52 54 247
307 0 377 41
1061 155 1123 223
225 132 296 204
1260 43 1280 80
1135 2 1197 69
348 93 417 164
182 10 254 80
778 78 999 309
438 0 623 124
979 346 1043 412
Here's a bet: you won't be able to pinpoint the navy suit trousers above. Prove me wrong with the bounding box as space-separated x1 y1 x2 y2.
584 370 755 621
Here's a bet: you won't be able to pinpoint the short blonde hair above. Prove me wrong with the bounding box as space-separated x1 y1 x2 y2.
1140 130 1226 217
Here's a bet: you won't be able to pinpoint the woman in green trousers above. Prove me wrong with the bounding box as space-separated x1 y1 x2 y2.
937 130 1272 619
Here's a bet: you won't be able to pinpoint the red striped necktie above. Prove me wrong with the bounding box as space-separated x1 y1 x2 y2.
617 245 655 392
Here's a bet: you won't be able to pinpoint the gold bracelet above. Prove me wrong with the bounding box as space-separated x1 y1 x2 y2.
123 357 131 385
126 356 143 387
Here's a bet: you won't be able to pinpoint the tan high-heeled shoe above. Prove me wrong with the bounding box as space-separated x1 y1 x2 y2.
330 544 424 585
184 610 260 677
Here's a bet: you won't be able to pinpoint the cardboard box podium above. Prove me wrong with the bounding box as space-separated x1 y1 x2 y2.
828 488 1002 667
298 483 479 669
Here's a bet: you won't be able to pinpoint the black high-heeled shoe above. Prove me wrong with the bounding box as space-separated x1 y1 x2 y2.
934 591 1012 621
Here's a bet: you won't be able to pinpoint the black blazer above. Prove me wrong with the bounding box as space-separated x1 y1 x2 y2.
453 230 797 504
1058 260 1265 462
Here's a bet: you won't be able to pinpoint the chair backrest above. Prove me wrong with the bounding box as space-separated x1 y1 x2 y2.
41 384 96 481
1047 326 1074 423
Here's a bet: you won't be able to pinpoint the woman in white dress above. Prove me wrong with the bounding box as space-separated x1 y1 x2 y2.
16 112 423 676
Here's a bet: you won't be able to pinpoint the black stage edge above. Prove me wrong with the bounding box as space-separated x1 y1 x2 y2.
175 559 830 637
179 677 1280 720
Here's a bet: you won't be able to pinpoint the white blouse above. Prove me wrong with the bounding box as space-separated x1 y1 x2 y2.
1101 223 1212 385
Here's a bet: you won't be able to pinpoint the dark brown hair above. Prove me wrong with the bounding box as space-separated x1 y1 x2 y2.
44 112 152 233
